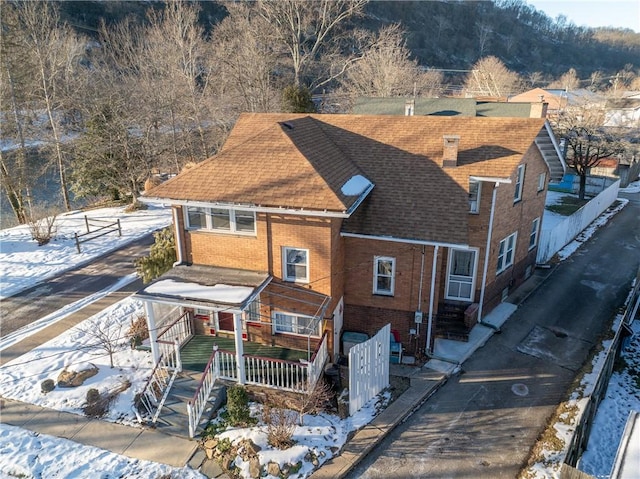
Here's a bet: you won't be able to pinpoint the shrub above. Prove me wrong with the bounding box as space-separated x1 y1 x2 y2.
263 404 296 450
127 313 149 349
27 209 58 246
41 379 55 394
86 388 100 404
225 385 255 427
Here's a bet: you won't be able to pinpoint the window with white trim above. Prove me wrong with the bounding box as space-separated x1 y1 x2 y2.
469 179 481 213
514 164 525 203
211 208 231 230
497 232 517 273
537 172 546 192
373 256 396 295
283 247 309 282
184 207 256 234
273 312 320 336
529 218 540 250
186 207 206 229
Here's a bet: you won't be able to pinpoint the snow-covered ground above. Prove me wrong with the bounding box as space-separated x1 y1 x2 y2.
0 204 172 299
0 181 638 479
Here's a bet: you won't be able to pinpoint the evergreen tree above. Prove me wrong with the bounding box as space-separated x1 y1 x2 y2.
135 227 176 283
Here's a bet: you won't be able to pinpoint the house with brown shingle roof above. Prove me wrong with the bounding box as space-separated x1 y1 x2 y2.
138 113 565 399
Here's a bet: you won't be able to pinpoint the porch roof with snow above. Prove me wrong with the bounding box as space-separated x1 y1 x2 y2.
135 265 271 311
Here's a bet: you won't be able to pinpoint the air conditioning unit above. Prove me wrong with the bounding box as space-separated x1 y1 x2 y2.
414 311 423 324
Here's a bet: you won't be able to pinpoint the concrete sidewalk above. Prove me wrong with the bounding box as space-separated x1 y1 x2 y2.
0 268 552 478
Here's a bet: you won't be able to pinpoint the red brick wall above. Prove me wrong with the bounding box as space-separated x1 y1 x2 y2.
481 145 548 309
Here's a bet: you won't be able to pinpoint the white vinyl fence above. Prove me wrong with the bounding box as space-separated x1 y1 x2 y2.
537 180 620 264
348 324 390 416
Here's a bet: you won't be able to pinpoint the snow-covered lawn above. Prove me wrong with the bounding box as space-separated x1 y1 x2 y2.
0 204 172 299
0 181 638 479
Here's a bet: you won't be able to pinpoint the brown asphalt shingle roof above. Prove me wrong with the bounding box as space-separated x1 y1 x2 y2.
145 113 547 245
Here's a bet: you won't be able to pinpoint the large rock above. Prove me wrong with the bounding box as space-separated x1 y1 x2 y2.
57 363 99 388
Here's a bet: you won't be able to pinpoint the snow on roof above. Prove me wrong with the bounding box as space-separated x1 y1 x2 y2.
145 279 254 304
341 174 372 196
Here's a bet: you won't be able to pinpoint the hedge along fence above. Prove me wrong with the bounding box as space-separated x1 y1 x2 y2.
74 215 122 253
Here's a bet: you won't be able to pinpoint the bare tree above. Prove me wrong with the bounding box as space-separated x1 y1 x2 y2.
0 4 34 224
145 1 214 161
548 68 581 91
555 103 625 199
15 1 86 211
464 56 521 97
476 22 493 57
339 25 424 98
75 315 126 369
257 0 368 91
210 3 282 114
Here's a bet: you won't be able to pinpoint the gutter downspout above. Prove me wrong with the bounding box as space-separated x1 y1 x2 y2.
172 207 185 267
478 182 499 329
426 245 439 356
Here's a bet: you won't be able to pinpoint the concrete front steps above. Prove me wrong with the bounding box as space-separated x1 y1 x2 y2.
154 371 226 439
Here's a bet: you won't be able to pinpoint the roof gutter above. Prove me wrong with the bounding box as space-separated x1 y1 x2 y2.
341 231 467 250
139 196 350 219
469 176 512 184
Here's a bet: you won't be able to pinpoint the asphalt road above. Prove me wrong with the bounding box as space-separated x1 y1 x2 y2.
0 234 154 337
347 191 640 479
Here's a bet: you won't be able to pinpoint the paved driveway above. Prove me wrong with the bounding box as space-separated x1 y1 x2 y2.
348 191 640 478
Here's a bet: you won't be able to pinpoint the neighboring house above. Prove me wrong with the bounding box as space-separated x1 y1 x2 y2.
604 97 640 128
508 88 604 122
590 155 640 188
351 97 548 119
140 113 565 386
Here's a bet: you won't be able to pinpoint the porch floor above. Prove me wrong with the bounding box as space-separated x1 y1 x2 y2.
180 335 310 372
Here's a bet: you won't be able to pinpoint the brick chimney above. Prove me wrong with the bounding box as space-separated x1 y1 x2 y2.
442 135 460 168
530 100 549 118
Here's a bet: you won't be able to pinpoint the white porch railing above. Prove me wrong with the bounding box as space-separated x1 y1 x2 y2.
157 310 193 349
136 340 181 424
187 347 221 438
306 332 329 391
216 333 329 393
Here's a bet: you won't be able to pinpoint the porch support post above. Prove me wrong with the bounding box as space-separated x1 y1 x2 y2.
144 301 160 365
233 312 246 385
478 182 499 323
426 245 439 356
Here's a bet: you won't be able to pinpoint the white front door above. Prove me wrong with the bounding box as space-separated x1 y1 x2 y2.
446 249 478 301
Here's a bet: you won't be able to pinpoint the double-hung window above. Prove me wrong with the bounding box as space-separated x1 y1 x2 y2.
529 218 540 250
185 207 256 234
273 312 320 336
186 207 206 229
514 164 525 203
469 179 481 213
497 232 517 274
537 172 546 192
283 247 309 283
210 208 231 231
373 256 396 295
